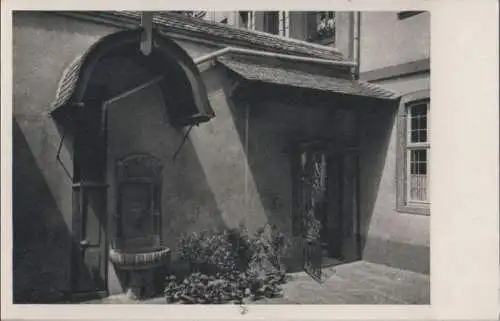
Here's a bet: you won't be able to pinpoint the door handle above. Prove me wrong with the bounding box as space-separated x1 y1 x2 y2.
80 239 99 248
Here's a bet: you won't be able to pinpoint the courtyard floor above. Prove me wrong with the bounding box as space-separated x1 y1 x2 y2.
83 261 429 305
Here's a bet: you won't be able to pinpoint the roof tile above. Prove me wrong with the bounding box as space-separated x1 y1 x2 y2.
99 11 344 61
217 56 400 100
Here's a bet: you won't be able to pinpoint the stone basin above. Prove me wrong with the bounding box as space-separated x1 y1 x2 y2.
109 247 171 299
109 247 171 270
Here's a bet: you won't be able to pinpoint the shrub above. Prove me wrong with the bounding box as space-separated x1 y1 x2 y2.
167 224 290 304
175 230 237 274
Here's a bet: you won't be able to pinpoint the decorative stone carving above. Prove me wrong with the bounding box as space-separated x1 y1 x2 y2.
112 153 169 299
116 154 163 182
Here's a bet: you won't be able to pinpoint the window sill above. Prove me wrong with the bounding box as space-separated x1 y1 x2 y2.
397 203 430 216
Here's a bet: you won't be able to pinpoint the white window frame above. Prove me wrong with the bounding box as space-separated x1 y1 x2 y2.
278 11 290 37
239 11 255 30
405 101 430 205
397 90 430 215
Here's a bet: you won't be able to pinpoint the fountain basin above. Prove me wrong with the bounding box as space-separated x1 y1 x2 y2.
109 247 171 270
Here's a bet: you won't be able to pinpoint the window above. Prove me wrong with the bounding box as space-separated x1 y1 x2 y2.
406 102 429 203
261 11 289 36
239 11 254 29
308 11 335 44
264 11 280 35
397 93 430 215
398 11 425 20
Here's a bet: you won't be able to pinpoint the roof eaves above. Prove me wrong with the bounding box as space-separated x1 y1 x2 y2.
56 11 344 61
217 57 401 101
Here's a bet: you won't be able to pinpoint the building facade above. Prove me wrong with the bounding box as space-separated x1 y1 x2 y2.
12 11 419 303
335 11 431 273
204 10 431 274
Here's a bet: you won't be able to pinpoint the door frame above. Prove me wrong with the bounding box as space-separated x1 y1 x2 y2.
290 138 362 265
69 98 109 301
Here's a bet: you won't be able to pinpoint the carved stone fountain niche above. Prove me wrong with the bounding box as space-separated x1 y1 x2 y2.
109 154 170 299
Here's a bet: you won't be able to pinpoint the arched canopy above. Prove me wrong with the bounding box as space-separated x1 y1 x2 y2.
50 28 215 127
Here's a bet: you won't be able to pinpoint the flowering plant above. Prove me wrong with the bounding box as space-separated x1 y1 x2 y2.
316 16 335 40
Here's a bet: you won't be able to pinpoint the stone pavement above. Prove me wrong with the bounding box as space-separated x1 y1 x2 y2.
265 260 430 304
82 261 430 305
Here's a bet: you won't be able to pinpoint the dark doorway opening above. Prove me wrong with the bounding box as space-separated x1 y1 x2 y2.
293 140 360 279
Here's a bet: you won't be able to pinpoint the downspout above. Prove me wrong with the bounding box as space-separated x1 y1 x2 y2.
354 12 361 80
353 11 362 259
244 103 250 218
347 12 355 80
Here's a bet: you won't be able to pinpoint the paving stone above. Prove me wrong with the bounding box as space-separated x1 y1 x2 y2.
80 261 430 305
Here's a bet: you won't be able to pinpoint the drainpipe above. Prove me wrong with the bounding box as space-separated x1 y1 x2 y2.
354 12 361 80
194 46 358 69
353 11 362 257
347 12 355 80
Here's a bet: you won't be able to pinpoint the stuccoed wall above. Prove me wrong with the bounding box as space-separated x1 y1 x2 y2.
12 11 218 302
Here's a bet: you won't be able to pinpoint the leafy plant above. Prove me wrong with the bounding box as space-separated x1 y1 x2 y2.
168 224 290 304
175 230 237 274
316 15 335 40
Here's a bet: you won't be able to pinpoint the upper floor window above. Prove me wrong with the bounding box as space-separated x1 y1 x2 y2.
264 11 280 35
307 11 335 44
397 92 430 215
239 11 254 29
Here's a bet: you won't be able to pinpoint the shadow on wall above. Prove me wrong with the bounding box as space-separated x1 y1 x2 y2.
104 83 229 249
357 105 397 254
158 135 230 248
221 88 299 271
221 79 345 271
104 82 231 295
106 126 240 296
13 118 93 303
224 99 291 234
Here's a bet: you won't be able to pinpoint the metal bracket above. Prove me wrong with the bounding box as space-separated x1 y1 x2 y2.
172 124 194 161
56 131 73 180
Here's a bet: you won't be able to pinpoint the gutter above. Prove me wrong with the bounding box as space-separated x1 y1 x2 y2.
194 46 358 69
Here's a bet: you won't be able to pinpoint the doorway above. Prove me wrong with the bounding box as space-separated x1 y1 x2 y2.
70 99 109 301
295 141 360 272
